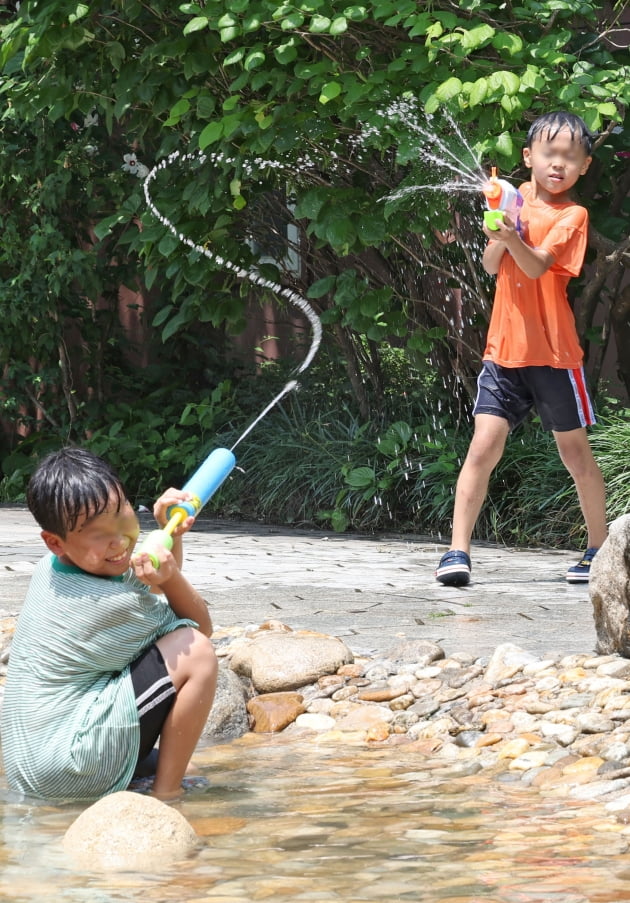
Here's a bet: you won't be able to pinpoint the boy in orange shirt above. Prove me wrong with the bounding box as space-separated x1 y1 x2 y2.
436 111 607 587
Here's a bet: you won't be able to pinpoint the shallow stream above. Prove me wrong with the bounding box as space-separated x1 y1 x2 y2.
2 733 630 903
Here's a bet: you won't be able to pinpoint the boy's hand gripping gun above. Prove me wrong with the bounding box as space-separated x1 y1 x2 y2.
136 447 236 568
483 167 523 232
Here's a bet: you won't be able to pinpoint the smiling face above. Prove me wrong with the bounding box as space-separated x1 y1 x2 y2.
523 127 592 203
42 495 140 578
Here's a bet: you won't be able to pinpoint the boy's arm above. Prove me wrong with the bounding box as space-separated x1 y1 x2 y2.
133 548 213 636
483 217 554 279
482 239 507 275
133 485 213 635
159 569 213 637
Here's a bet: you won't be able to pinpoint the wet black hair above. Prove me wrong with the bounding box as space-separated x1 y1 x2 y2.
526 111 594 155
26 447 128 537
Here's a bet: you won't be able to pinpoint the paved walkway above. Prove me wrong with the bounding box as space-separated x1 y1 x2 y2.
0 505 596 659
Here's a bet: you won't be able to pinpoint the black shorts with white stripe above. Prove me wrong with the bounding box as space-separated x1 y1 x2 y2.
130 643 176 764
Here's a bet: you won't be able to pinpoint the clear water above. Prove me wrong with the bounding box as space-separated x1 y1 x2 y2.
2 733 630 903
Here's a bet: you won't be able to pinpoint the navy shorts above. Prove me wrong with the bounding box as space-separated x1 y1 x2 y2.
473 361 596 432
130 643 176 766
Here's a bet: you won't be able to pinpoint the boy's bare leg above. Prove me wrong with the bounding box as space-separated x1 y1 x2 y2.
450 414 510 554
553 428 608 549
152 627 218 800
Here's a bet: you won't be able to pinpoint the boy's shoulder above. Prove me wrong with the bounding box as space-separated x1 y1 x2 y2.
32 552 148 596
520 182 587 216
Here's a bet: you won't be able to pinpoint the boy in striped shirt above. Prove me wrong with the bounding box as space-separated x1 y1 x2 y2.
1 447 217 802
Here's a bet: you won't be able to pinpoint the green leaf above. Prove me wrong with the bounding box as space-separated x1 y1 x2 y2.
459 23 495 52
281 11 305 29
344 6 367 21
183 16 209 35
294 189 328 219
220 26 240 42
329 16 348 35
319 81 342 104
309 14 331 32
107 41 126 70
488 70 520 96
494 131 514 158
324 215 356 248
162 309 190 342
244 50 265 70
345 466 376 489
521 67 545 91
169 98 191 119
596 101 620 119
307 275 337 298
357 216 387 244
152 305 174 327
144 267 159 292
198 121 224 149
224 48 245 65
492 32 524 55
197 94 216 118
500 94 522 114
582 108 602 132
469 77 488 107
274 42 298 64
158 233 181 257
435 77 463 102
68 3 90 23
93 214 125 241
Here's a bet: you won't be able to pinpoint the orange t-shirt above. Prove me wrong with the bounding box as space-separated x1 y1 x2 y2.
483 182 588 369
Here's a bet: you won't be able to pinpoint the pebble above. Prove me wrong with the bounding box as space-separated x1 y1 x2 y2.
248 638 630 818
6 622 630 820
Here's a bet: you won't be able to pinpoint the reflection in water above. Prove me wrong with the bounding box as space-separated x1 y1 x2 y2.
2 733 630 902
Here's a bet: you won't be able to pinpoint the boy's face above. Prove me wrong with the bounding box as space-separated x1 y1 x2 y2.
523 127 591 201
42 495 140 578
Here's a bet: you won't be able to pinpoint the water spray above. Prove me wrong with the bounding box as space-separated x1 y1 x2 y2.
135 152 321 567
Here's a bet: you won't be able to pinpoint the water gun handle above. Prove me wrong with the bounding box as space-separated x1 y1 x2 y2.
133 514 181 569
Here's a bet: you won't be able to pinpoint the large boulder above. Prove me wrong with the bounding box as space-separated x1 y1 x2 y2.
63 791 198 871
229 631 353 693
590 515 630 656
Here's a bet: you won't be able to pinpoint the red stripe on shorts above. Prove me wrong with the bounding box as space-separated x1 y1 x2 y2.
570 367 595 427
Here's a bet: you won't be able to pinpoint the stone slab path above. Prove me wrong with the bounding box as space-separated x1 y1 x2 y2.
0 505 596 659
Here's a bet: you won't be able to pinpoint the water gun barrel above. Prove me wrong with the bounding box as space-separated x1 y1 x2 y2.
167 447 237 521
135 447 237 567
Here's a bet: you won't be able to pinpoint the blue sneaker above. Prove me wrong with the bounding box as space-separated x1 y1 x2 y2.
566 547 598 583
435 550 471 587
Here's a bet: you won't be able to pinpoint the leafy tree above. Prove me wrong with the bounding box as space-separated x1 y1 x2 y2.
0 0 628 460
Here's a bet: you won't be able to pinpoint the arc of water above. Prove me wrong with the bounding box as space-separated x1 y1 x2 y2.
142 150 322 450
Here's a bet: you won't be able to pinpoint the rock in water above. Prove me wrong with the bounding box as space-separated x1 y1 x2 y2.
590 515 630 656
63 791 198 871
230 632 353 692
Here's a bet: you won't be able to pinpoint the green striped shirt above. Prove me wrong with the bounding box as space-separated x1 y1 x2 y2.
0 553 195 801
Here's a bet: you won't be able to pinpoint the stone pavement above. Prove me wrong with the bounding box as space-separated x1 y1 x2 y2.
0 505 597 660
